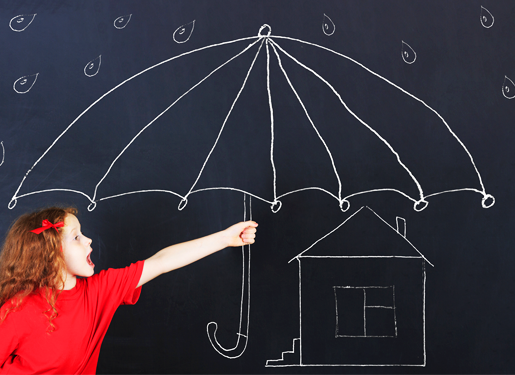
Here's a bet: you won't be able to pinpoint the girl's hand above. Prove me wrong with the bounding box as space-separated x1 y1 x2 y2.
225 221 258 247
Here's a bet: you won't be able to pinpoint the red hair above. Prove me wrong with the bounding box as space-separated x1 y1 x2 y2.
0 206 78 332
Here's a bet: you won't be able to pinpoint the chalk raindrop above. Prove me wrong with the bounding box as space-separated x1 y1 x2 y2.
401 41 417 64
9 14 36 32
322 14 335 36
173 20 195 43
502 76 515 99
13 73 39 94
114 14 132 29
480 6 494 28
84 55 102 77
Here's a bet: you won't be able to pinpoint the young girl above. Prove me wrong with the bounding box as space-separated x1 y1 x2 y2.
0 206 257 374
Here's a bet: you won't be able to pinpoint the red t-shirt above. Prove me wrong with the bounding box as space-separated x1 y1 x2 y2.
0 261 144 374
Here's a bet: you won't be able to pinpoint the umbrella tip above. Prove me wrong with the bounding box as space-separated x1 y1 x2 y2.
339 199 350 212
178 198 189 211
413 199 428 212
271 200 282 213
481 193 495 208
258 24 271 38
8 199 17 209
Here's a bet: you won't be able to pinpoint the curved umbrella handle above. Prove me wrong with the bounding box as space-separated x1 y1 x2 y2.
206 195 252 359
207 241 251 359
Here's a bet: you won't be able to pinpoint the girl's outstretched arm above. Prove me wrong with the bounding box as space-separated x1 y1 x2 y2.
137 221 257 288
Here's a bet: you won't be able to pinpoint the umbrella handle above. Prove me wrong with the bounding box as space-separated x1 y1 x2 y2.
206 194 252 359
206 243 251 359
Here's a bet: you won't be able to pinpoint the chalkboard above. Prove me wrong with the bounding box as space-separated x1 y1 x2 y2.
1 0 514 373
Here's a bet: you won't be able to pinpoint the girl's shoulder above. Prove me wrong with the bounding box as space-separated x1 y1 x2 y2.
4 288 56 308
0 291 46 322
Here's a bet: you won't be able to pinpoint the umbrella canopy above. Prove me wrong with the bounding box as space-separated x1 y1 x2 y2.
9 24 494 212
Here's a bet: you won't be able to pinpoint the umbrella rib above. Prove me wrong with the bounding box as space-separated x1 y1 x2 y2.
269 38 425 203
184 38 266 200
271 35 489 201
265 40 278 204
91 38 263 203
10 35 261 209
268 40 343 203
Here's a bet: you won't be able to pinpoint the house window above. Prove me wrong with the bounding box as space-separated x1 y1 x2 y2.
333 286 397 338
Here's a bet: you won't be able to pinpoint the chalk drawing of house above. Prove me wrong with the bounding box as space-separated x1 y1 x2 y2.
266 206 431 367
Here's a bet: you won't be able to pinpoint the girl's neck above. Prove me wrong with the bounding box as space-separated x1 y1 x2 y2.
62 274 77 290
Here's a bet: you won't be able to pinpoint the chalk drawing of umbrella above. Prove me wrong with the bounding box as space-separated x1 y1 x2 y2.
10 24 495 357
9 24 494 213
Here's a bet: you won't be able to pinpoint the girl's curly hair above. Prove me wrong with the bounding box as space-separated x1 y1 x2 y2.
0 206 77 332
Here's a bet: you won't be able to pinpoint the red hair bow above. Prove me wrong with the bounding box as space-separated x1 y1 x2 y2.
30 220 64 234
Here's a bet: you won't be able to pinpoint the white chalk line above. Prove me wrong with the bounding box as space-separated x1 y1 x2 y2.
298 258 303 365
290 206 432 267
334 285 398 338
322 14 335 36
12 189 95 204
273 237 426 367
270 35 488 199
302 255 424 260
401 41 417 64
265 40 278 205
480 6 495 28
96 186 423 210
289 206 365 263
183 40 266 203
207 195 251 358
276 187 339 202
393 285 398 337
269 40 343 203
265 338 300 365
97 187 271 206
422 262 427 366
0 142 4 167
424 188 485 199
266 363 426 367
11 31 491 213
9 13 36 32
269 38 424 204
365 206 432 266
10 35 260 207
92 38 263 203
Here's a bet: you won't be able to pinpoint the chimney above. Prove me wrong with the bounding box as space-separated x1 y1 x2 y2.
396 216 406 237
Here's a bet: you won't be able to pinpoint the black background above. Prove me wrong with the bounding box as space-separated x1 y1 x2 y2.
1 0 514 373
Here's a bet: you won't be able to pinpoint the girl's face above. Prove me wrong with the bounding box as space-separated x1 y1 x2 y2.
61 214 94 285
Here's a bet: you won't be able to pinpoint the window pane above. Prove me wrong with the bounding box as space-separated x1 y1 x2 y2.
365 307 397 337
334 287 365 337
365 286 395 307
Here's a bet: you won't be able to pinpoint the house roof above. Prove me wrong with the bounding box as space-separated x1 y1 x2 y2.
291 206 432 266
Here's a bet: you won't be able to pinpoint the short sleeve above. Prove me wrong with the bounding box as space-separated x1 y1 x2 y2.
87 260 145 308
120 261 143 305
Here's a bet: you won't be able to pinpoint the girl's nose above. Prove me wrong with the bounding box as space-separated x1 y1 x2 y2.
86 236 92 245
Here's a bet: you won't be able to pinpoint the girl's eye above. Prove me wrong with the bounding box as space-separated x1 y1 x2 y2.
74 235 79 240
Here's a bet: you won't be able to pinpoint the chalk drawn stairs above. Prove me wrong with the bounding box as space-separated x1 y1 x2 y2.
266 338 301 367
206 194 252 358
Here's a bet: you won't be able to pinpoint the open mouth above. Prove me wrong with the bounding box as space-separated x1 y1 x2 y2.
87 252 94 267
